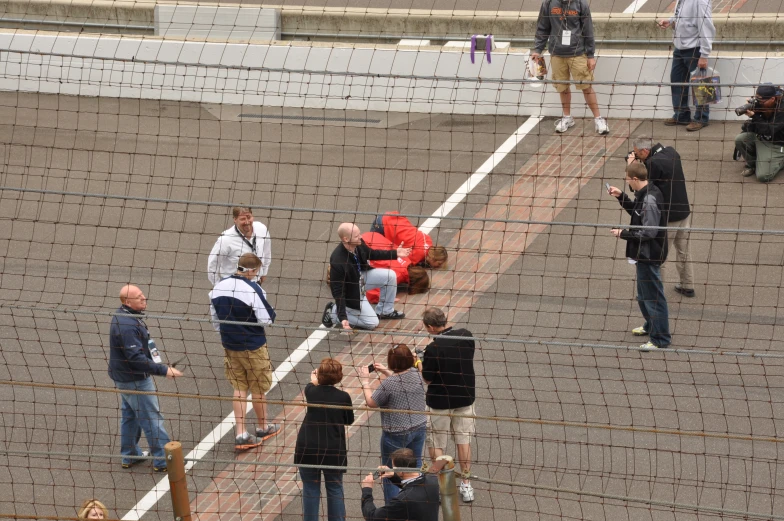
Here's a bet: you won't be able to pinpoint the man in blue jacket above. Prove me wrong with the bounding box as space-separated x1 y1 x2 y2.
109 284 182 472
608 162 671 350
210 253 280 451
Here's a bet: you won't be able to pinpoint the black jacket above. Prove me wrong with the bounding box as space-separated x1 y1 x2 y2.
743 103 784 144
329 240 397 321
421 328 476 410
644 143 691 223
362 474 440 521
109 306 168 382
294 383 354 470
616 184 668 265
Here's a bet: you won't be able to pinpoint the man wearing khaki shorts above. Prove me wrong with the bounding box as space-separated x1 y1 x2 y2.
531 0 609 135
420 307 477 502
210 252 280 450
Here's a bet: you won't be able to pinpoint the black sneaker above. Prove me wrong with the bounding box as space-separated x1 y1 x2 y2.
674 285 695 298
321 303 335 328
378 310 405 320
152 466 168 473
122 450 149 469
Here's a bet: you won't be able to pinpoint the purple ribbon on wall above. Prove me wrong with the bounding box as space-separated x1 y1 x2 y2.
470 34 492 64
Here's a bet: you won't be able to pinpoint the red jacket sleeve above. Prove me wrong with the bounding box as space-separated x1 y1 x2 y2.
381 212 433 265
361 232 411 281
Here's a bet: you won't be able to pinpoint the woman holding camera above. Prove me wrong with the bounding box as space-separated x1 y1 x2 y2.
295 358 355 521
360 344 427 503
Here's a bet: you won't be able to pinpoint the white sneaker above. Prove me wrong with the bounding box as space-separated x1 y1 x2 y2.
554 115 575 133
459 481 475 502
595 117 610 135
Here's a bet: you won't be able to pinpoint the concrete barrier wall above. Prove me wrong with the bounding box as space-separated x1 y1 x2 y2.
0 32 776 119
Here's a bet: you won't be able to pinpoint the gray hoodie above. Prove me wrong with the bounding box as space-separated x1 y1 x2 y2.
669 0 715 57
533 0 595 58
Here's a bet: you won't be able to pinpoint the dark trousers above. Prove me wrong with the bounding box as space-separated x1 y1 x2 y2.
636 262 671 347
671 47 709 124
299 467 346 521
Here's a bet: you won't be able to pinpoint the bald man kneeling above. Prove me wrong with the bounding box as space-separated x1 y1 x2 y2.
322 223 412 330
109 285 182 472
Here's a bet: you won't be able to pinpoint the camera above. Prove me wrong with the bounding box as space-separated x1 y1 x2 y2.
735 99 758 117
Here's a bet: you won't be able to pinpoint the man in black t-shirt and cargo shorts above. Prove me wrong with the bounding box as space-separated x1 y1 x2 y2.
420 307 476 503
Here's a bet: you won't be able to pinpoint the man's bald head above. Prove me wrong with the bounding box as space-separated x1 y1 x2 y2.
337 223 356 239
120 284 147 312
337 223 362 251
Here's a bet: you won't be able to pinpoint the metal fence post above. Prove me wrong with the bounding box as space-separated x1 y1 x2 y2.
164 441 192 521
433 455 461 521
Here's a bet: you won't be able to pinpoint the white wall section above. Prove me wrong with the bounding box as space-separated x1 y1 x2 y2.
0 32 772 120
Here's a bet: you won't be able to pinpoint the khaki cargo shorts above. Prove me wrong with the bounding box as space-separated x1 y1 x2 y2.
224 346 273 395
551 55 594 92
426 404 476 448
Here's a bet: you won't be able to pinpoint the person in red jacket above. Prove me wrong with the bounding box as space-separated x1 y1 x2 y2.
370 212 448 268
362 232 430 303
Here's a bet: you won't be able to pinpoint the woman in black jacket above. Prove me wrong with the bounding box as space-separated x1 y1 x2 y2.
295 358 355 521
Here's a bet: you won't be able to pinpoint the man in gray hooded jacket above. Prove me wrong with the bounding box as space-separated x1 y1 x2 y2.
531 0 609 136
658 0 715 132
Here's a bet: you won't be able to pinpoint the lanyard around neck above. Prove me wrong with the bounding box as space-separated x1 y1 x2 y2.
235 225 257 252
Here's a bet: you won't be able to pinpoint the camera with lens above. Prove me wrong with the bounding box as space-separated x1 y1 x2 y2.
735 99 759 117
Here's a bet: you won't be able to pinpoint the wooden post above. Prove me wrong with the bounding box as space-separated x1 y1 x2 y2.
431 455 461 521
165 441 192 521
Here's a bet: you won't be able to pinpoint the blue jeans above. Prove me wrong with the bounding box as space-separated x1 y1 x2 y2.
370 215 385 236
115 377 171 469
671 47 709 124
636 262 671 347
380 425 426 503
299 467 346 521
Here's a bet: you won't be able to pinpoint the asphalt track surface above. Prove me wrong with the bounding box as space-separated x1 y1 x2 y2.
0 91 782 521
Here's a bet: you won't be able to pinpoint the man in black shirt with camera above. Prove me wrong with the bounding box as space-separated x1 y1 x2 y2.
420 307 476 502
629 136 694 298
361 448 440 521
735 84 784 183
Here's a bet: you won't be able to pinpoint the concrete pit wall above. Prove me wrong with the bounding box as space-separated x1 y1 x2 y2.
0 31 777 119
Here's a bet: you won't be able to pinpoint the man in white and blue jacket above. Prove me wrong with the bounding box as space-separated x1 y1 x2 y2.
210 252 280 451
109 284 182 472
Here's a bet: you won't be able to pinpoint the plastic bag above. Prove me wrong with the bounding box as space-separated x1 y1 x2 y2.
690 67 721 105
526 56 547 81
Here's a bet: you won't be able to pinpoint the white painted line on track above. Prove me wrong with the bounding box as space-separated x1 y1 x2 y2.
420 116 543 234
623 0 649 13
123 115 542 520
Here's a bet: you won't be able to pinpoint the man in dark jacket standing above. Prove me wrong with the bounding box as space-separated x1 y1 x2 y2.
735 84 784 183
531 0 609 135
630 137 695 297
322 223 411 330
608 163 671 350
109 284 182 471
361 448 440 521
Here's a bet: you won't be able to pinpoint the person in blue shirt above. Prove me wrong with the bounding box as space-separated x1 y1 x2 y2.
109 284 182 472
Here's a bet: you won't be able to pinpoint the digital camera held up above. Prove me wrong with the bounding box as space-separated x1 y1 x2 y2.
735 99 759 117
